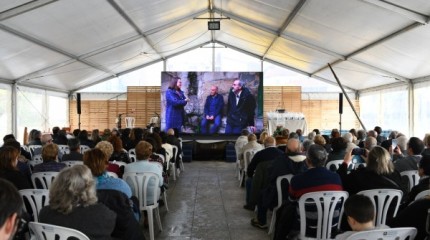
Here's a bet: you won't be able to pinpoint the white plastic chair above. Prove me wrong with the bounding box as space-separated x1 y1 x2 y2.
240 149 256 187
57 145 70 155
62 160 83 168
298 191 349 239
357 189 403 227
325 160 346 171
123 172 163 240
415 189 430 201
154 153 165 164
28 145 42 158
29 222 90 240
31 172 59 189
19 189 49 222
28 154 44 170
170 145 179 181
80 145 91 154
129 153 137 163
344 227 417 240
400 170 420 192
128 148 136 156
268 174 293 235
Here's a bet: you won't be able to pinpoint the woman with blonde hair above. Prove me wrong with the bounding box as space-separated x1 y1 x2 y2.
337 146 404 195
95 141 122 177
39 165 116 240
258 131 269 145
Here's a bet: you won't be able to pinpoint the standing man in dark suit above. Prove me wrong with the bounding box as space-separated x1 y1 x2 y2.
225 79 256 134
200 86 224 134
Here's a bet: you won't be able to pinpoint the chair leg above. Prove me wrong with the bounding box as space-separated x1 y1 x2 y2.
155 207 163 231
148 209 155 240
180 159 184 172
163 192 169 212
268 208 277 235
170 162 176 181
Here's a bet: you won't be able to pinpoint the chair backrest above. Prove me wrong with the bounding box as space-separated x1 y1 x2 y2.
29 222 90 240
129 153 137 163
80 145 91 154
31 171 59 189
171 145 178 162
62 160 83 168
243 149 255 170
123 172 160 209
57 145 70 154
28 155 44 170
344 227 417 240
276 174 294 209
128 148 136 156
298 191 349 239
28 145 42 157
357 189 403 226
325 160 345 172
154 153 165 163
415 189 430 201
19 189 49 222
400 170 420 192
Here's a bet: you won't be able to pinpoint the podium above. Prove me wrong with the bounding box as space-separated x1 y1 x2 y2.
267 112 307 134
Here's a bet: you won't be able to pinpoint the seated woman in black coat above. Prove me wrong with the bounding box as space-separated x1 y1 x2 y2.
39 165 116 240
0 146 31 190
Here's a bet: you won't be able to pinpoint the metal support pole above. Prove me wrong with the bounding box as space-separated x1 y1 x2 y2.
328 64 367 132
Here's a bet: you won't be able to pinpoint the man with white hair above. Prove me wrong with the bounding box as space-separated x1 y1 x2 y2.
343 132 358 152
239 134 263 170
244 137 283 210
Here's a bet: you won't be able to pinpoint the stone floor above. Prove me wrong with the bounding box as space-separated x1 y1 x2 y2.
146 160 271 240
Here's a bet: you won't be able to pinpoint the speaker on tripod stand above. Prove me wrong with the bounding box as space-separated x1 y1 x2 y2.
339 93 343 133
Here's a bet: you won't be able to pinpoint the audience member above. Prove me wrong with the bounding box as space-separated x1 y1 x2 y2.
357 129 366 147
275 129 289 145
78 130 94 148
3 134 31 160
251 138 307 230
32 143 67 173
39 165 116 240
335 195 377 239
235 129 249 161
52 126 60 142
257 131 269 144
327 137 347 162
296 129 304 142
0 146 31 190
120 128 132 150
0 179 24 240
244 137 283 210
61 138 83 161
95 141 122 178
124 141 164 205
394 137 424 173
91 129 102 146
272 144 343 239
108 135 130 163
402 154 430 206
27 129 42 146
2 141 32 184
338 146 405 196
166 128 182 167
364 136 377 151
239 134 263 170
53 129 69 145
374 126 386 144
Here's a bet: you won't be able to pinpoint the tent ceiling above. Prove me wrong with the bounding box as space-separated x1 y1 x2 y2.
1 0 430 93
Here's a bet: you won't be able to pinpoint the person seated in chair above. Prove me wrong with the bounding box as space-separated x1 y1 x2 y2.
0 179 25 240
335 194 379 239
200 86 224 134
61 138 83 161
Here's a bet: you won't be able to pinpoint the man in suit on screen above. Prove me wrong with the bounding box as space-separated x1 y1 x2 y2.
225 79 256 134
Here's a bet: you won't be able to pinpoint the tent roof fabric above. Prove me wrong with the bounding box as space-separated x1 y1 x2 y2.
1 0 430 93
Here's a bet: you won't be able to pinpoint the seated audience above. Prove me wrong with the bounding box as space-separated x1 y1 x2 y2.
272 144 343 239
3 134 31 160
39 165 116 240
335 195 378 239
2 141 32 184
327 137 347 162
0 146 31 190
0 178 24 240
240 134 263 170
374 126 386 145
95 141 122 178
402 154 430 206
91 129 102 146
53 130 69 145
251 138 307 230
120 128 132 150
244 137 283 210
338 146 405 196
33 143 67 173
275 129 289 146
296 129 304 142
389 196 430 240
108 135 130 163
61 138 83 161
235 129 249 164
257 131 269 144
394 137 424 173
124 141 163 205
166 128 182 167
78 130 94 148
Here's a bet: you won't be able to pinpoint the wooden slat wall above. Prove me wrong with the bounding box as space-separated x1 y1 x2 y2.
70 86 359 133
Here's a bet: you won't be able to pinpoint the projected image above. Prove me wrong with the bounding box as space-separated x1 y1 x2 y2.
161 72 263 135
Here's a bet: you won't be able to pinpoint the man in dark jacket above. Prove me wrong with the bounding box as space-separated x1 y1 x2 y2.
200 86 224 134
225 79 256 134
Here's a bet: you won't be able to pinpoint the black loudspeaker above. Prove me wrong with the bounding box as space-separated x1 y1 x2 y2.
339 93 343 114
77 93 81 114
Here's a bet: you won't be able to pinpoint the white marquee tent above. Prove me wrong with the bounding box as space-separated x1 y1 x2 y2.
1 0 430 139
